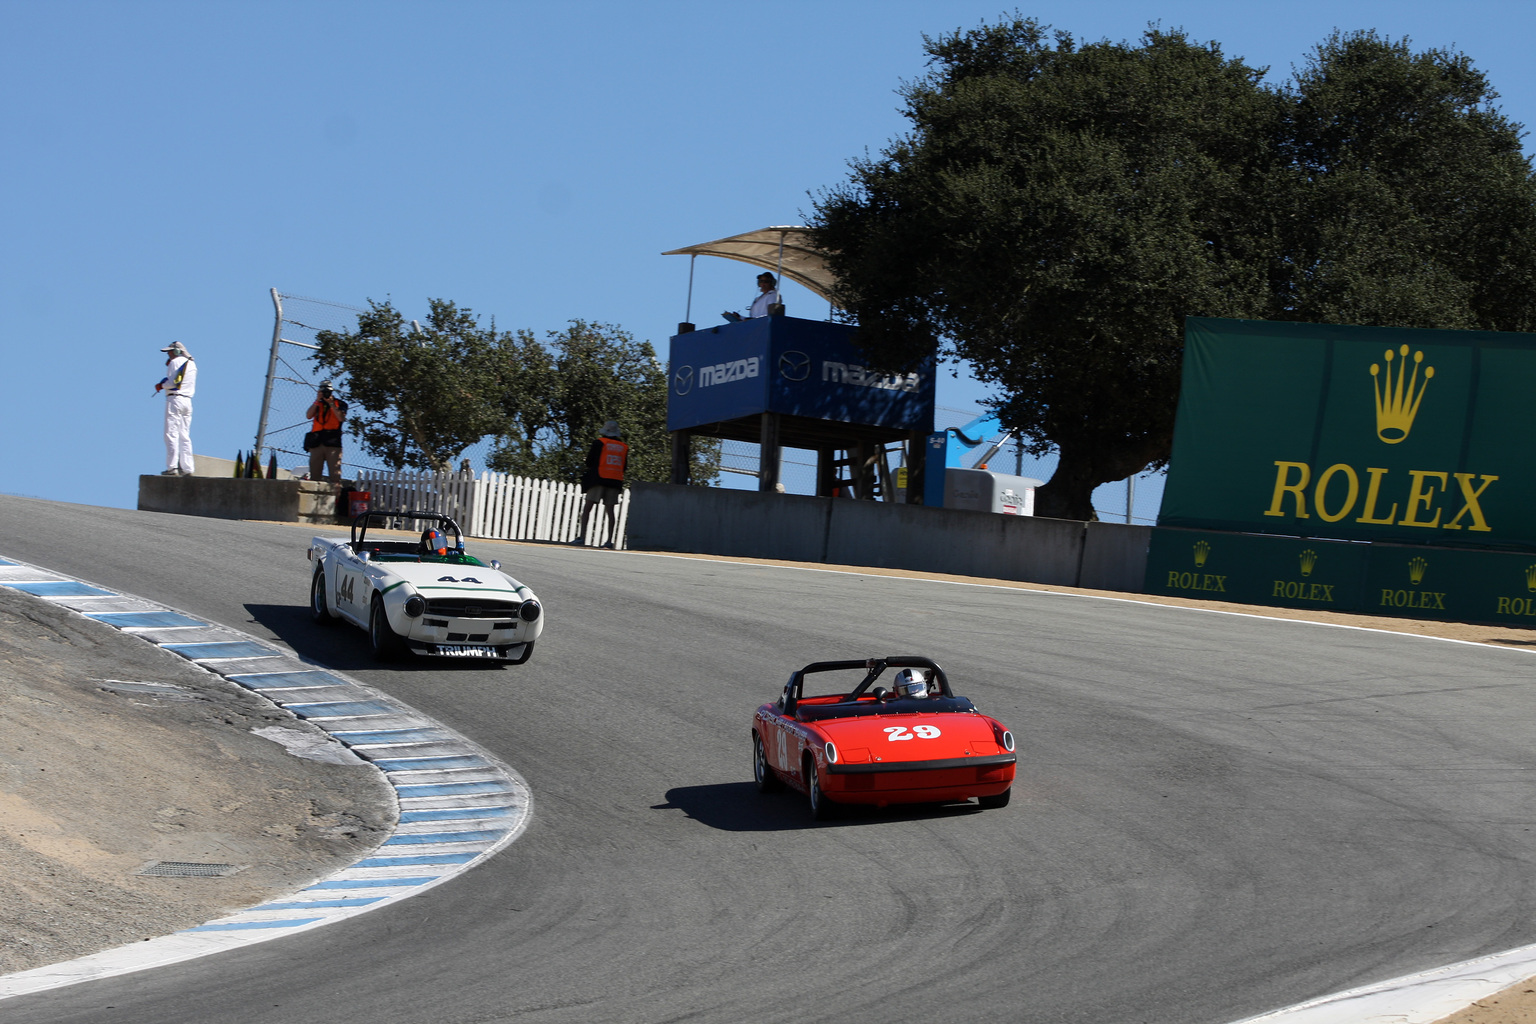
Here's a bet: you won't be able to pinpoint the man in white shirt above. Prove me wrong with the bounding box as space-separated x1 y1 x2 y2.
155 341 197 476
750 273 781 317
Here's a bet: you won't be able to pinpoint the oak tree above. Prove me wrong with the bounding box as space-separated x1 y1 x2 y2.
314 298 509 472
810 18 1536 519
487 320 721 486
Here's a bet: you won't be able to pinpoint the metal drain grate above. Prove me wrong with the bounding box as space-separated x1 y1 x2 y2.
137 861 246 877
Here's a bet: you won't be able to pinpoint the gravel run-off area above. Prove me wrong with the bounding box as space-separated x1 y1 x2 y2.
0 583 395 975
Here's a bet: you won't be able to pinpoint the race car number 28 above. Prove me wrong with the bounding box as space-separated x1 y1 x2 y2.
885 725 940 741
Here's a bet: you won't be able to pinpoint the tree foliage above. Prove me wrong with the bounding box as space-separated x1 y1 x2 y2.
315 304 716 485
488 320 720 486
810 18 1536 519
314 298 509 471
1281 31 1536 331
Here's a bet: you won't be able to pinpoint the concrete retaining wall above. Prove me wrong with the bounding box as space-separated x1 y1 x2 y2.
623 483 832 562
137 476 342 524
1080 522 1154 592
627 482 1150 593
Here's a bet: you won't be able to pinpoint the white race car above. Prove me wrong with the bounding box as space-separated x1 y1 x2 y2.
308 510 543 663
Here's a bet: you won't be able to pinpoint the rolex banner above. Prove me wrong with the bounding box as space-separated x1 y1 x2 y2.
1145 528 1536 624
1148 317 1536 625
1159 317 1536 549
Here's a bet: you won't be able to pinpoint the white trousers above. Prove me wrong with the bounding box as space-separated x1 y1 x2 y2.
164 395 194 474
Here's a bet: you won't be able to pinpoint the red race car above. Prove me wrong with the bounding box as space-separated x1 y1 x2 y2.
753 656 1016 819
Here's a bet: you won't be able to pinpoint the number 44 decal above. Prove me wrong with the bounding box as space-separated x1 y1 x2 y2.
885 725 941 741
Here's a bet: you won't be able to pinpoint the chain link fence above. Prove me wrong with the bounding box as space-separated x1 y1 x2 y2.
255 290 506 481
253 290 373 479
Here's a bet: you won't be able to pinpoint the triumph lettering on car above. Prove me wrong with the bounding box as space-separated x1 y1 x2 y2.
752 656 1016 819
308 510 544 664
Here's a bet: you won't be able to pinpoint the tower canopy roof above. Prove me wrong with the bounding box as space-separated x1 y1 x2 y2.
663 226 836 303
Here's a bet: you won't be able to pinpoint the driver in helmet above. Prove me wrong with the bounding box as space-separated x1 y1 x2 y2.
892 667 931 700
420 529 448 557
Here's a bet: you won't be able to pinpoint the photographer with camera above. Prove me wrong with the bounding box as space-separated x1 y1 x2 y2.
303 380 348 482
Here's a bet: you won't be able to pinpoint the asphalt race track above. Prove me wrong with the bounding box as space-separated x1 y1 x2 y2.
5 493 1536 1024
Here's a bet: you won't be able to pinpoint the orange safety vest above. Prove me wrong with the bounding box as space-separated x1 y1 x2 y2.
597 438 628 481
312 403 343 432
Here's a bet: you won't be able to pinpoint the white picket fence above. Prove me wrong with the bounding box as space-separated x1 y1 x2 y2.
353 469 630 549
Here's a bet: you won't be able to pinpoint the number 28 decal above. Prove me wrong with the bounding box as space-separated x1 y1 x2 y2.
885 725 941 741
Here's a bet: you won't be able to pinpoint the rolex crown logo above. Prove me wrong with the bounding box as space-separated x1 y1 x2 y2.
1370 345 1434 444
1193 540 1211 567
1408 556 1428 585
1525 564 1536 593
1299 549 1317 577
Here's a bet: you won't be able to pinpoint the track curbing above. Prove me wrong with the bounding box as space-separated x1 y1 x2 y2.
0 553 532 1001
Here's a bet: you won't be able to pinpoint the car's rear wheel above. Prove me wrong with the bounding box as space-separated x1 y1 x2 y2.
978 788 1011 809
805 755 835 820
310 570 335 625
753 732 781 793
369 596 404 661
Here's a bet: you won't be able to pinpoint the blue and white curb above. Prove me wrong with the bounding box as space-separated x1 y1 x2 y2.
0 555 532 999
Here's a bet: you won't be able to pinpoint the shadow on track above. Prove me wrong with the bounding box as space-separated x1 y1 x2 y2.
243 603 512 673
655 782 984 832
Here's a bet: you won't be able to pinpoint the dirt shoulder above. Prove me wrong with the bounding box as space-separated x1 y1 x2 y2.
0 584 395 975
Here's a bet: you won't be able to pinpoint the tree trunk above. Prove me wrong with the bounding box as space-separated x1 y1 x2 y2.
1032 458 1101 521
1033 439 1165 522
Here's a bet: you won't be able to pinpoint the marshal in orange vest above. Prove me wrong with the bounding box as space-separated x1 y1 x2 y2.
598 437 628 481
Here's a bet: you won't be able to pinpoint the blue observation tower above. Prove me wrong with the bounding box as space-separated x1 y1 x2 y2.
662 227 935 499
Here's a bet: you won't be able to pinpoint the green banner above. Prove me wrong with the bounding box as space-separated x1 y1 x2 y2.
1161 318 1536 550
1146 529 1370 612
1146 528 1536 626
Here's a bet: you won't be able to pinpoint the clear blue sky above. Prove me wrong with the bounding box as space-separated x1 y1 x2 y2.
4 1 1534 512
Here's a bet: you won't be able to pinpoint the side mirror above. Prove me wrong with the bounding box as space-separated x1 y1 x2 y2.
490 559 503 572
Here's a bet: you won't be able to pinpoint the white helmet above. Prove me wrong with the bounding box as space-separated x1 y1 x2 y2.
892 668 930 700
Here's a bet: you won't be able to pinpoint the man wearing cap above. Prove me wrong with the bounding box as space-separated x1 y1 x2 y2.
575 420 628 549
304 380 349 482
154 342 197 476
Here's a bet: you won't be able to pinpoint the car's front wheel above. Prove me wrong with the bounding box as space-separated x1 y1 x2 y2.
753 732 781 793
805 755 835 821
369 596 405 661
310 570 335 626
